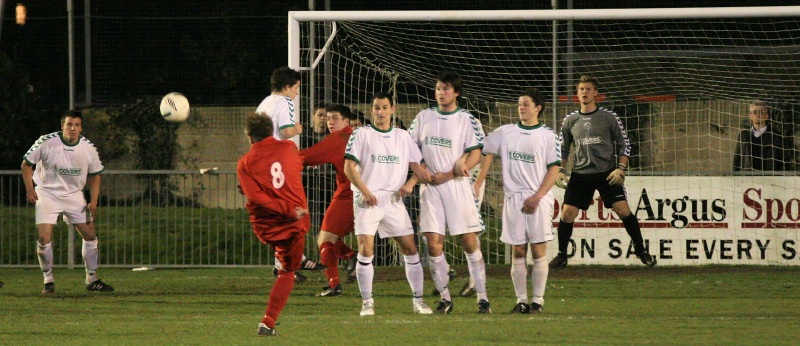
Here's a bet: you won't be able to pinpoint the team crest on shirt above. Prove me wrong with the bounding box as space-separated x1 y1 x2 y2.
57 167 82 176
371 154 400 164
426 136 452 148
508 151 536 163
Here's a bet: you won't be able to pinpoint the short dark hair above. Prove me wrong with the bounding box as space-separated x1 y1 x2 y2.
246 113 274 142
270 67 301 92
325 104 354 120
371 92 394 106
576 75 599 90
353 110 371 126
520 87 546 115
60 109 83 126
437 71 463 94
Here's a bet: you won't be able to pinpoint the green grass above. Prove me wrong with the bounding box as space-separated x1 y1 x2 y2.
1 265 798 345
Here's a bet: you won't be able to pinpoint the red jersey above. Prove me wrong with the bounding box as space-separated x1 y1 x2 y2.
237 137 310 242
299 126 354 202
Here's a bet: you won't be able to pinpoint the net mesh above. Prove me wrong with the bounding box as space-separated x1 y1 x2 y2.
296 14 800 265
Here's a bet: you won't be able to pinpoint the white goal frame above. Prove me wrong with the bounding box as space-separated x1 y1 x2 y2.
289 6 800 122
286 7 800 266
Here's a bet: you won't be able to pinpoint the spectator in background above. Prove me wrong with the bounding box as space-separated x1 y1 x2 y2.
352 110 371 129
302 105 329 148
734 99 795 172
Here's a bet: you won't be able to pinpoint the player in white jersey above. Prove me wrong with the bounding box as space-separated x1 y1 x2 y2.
479 88 561 314
405 71 490 314
255 66 303 147
21 110 114 294
344 93 435 316
256 66 325 278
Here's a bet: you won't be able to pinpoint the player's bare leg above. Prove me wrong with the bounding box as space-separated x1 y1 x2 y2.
459 232 490 313
612 201 656 267
394 234 432 314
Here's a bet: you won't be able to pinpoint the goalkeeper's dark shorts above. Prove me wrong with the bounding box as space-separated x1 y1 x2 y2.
563 170 628 210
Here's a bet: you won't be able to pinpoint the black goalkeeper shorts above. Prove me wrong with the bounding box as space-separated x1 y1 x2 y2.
563 170 628 210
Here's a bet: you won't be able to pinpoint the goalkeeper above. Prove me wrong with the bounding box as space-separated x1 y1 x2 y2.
551 75 656 268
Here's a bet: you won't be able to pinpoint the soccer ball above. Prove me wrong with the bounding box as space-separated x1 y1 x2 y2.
159 92 190 122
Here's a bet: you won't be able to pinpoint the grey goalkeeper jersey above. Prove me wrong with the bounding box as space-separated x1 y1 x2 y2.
560 107 630 174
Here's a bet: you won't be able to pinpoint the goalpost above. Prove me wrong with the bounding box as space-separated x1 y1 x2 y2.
289 7 800 266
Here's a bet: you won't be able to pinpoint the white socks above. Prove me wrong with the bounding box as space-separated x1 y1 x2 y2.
531 257 549 306
403 254 425 302
428 254 451 301
356 254 374 301
82 239 99 284
37 241 54 284
465 249 488 302
510 257 528 303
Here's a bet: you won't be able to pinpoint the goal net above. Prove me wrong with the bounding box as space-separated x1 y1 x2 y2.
290 7 800 266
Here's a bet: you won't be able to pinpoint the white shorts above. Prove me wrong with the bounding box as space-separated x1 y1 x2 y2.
419 178 483 236
354 190 414 238
500 192 555 245
35 187 89 225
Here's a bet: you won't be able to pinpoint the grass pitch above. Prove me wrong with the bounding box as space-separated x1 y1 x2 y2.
1 265 798 345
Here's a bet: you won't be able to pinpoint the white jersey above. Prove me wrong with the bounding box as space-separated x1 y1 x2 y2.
255 94 299 147
345 125 422 194
23 131 104 198
408 107 483 174
483 123 561 196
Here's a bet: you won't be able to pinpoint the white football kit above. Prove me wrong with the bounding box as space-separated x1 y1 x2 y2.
409 107 483 236
345 125 422 238
255 94 299 147
23 132 104 224
483 123 561 245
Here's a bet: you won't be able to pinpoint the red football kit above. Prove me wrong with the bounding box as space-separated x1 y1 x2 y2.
300 126 354 237
299 126 357 289
237 136 310 329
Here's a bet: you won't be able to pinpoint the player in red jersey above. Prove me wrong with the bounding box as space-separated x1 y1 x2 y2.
237 114 310 337
300 104 358 297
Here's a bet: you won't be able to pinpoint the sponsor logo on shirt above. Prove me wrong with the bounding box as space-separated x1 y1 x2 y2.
57 167 82 176
371 154 400 164
426 136 452 148
578 137 602 145
508 151 536 163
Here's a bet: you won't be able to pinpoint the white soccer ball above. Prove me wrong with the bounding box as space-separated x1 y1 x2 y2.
160 92 190 122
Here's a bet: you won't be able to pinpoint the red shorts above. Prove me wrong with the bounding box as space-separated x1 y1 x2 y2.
267 232 306 272
321 197 354 237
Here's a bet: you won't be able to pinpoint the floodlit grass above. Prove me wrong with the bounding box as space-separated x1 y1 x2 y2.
1 265 798 345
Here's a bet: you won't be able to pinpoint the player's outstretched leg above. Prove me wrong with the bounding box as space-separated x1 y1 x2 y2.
260 269 295 335
620 214 657 267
